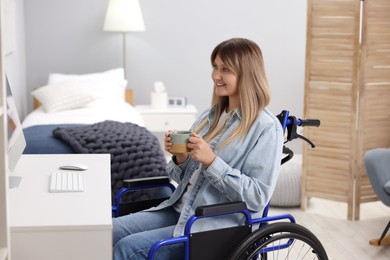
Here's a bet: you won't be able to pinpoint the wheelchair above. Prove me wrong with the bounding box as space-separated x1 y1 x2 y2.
112 110 328 260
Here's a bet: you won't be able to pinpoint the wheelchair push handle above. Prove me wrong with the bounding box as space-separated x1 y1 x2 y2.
295 118 320 127
277 110 320 165
286 116 320 148
278 110 321 129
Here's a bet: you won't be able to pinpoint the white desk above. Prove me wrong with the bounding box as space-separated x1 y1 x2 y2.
9 154 112 260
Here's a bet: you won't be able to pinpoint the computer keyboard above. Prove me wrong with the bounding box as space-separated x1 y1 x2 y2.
49 171 84 193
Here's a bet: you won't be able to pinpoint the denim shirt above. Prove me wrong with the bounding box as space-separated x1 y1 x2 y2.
149 105 284 237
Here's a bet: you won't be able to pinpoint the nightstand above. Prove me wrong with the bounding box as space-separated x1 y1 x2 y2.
135 105 198 159
135 105 198 132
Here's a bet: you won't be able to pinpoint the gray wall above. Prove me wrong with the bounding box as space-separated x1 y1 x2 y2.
24 0 307 117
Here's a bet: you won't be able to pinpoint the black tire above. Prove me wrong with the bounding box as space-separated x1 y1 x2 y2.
228 222 328 260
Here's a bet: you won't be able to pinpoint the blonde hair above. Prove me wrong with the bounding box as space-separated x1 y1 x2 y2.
194 38 271 147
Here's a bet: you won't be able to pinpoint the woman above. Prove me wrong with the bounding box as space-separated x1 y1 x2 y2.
113 37 284 259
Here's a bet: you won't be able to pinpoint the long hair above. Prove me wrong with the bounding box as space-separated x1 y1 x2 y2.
194 38 271 147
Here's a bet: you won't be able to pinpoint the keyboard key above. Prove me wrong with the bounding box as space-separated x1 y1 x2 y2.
49 171 84 193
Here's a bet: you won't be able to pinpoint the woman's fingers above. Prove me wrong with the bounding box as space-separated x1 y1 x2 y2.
164 130 174 152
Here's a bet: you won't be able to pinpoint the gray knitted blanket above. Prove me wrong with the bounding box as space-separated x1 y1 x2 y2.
52 120 167 203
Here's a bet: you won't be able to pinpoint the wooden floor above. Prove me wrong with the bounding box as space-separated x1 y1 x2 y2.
269 198 390 259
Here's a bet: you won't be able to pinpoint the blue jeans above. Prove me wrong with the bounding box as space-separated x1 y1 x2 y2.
113 208 183 259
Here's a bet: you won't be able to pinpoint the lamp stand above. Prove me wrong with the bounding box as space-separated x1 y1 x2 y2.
122 32 127 79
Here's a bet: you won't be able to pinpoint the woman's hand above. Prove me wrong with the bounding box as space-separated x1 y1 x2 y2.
164 131 188 164
188 132 216 167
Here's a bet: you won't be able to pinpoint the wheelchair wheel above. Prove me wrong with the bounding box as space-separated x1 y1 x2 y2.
228 222 328 260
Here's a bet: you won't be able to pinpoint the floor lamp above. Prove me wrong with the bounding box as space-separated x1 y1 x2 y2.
103 0 145 79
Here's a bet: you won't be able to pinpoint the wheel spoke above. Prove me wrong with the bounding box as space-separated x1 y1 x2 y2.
228 222 328 260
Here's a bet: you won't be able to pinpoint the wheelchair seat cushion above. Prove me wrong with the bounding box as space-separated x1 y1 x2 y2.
384 180 390 195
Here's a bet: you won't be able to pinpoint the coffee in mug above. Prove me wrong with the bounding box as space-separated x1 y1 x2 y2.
170 131 192 153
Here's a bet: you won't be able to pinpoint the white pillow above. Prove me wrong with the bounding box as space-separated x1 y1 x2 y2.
48 68 125 84
32 82 95 113
78 79 127 101
47 68 126 101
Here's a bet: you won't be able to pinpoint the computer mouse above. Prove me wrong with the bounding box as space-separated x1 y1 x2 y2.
59 164 89 171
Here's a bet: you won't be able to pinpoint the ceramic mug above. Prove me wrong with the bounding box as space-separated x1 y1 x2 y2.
170 131 192 153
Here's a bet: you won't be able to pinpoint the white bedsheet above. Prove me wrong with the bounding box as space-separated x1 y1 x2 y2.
22 99 144 128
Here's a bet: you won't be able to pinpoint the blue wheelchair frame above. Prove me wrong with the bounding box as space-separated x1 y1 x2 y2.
112 110 321 260
148 204 296 259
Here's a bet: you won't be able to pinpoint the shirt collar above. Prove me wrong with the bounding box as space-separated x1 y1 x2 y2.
209 104 242 120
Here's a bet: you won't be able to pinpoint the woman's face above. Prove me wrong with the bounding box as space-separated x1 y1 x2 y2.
211 55 238 100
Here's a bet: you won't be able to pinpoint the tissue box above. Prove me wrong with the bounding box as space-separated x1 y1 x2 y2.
151 92 168 109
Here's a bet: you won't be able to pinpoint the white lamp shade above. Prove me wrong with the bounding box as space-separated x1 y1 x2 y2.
103 0 145 32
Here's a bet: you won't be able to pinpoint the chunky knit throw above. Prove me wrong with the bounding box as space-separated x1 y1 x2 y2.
52 120 167 203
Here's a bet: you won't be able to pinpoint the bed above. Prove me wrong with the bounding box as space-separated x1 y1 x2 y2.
22 68 168 203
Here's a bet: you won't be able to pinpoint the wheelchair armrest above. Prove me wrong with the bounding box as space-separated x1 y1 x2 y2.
195 202 247 216
122 176 171 188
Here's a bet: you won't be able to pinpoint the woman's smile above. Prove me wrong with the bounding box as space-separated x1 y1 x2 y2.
215 81 226 87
